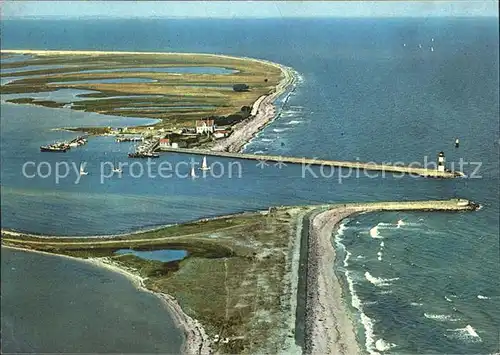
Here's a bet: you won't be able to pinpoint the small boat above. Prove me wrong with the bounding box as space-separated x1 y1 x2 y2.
190 166 197 178
40 143 70 152
79 163 88 176
430 46 434 52
128 152 159 158
144 152 159 158
199 156 210 171
455 138 460 148
69 142 78 148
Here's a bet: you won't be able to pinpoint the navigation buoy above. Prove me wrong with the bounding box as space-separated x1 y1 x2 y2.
455 138 460 148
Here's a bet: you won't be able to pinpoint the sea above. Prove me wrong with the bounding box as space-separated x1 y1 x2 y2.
1 18 498 354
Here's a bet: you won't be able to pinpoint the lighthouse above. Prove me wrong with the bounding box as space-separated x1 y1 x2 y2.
437 151 446 172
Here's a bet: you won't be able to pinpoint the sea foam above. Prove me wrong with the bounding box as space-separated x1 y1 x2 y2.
369 225 383 239
446 325 482 342
375 339 397 352
365 272 399 287
424 313 459 322
477 295 490 299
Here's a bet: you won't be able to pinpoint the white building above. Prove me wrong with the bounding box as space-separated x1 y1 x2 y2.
195 119 215 134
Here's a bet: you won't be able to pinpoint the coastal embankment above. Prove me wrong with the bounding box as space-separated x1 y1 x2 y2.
303 199 479 355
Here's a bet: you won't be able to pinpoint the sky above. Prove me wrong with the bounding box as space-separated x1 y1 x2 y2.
1 1 498 19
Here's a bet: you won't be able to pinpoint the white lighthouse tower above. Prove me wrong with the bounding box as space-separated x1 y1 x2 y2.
437 151 446 172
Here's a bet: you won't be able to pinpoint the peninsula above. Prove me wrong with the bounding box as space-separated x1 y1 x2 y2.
2 198 479 354
1 49 295 153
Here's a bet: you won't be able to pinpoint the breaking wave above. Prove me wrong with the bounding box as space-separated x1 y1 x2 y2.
344 250 352 267
365 272 399 287
375 339 397 352
446 325 482 343
369 225 383 239
424 313 460 322
273 128 287 133
477 295 490 299
286 120 303 125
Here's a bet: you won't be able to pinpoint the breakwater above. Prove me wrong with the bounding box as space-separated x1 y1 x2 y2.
160 147 464 178
303 199 479 355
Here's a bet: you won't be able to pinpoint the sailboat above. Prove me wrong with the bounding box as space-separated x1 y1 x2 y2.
79 163 88 176
190 166 197 178
430 46 434 52
199 156 210 171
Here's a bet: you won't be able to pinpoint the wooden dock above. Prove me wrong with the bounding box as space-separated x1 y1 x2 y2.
159 147 464 178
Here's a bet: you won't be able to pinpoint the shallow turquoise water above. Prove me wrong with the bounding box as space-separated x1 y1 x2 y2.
115 249 188 262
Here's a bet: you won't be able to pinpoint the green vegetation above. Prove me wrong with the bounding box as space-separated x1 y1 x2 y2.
7 97 65 108
232 83 250 92
1 51 283 129
2 207 311 354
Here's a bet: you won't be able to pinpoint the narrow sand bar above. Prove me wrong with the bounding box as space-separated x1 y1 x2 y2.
304 199 478 355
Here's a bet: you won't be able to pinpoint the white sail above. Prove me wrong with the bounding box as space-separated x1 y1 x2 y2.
79 163 88 176
200 156 210 171
190 166 197 178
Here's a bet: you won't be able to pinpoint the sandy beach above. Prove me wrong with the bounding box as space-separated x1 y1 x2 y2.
211 63 297 153
2 246 211 355
303 200 477 355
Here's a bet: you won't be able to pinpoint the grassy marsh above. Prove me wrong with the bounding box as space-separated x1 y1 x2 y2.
1 51 283 129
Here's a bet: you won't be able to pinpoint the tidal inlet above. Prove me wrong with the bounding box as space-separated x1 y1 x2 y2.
1 2 499 355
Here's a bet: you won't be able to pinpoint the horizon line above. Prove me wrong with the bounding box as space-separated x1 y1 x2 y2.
3 14 498 20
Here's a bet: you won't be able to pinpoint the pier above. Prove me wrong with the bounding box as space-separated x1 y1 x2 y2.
158 147 464 178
